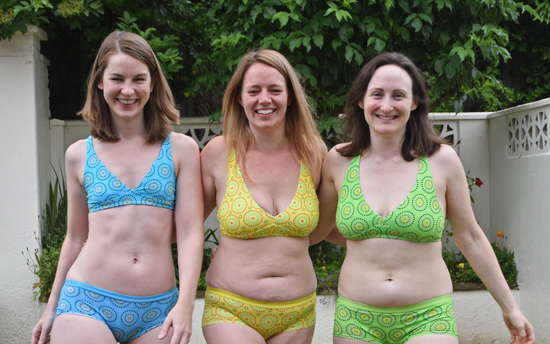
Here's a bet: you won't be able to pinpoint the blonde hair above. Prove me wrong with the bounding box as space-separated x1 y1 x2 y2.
78 31 179 143
222 50 322 181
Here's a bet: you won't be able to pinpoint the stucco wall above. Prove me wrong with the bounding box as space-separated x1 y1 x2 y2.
488 99 550 343
0 27 50 342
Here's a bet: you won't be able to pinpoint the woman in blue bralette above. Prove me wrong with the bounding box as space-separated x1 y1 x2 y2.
32 31 204 344
310 52 534 344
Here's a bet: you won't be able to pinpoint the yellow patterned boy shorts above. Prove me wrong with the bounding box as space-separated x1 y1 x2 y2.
202 286 316 339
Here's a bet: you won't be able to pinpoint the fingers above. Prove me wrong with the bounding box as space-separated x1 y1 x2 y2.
158 320 170 340
169 327 191 344
32 324 51 344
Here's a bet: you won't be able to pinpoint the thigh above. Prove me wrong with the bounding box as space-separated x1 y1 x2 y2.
267 326 315 344
51 314 117 344
334 337 376 344
406 334 458 344
203 323 266 344
128 325 173 344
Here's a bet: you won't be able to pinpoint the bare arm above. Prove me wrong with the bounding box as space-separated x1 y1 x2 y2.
159 133 204 344
439 145 534 344
32 140 89 344
200 136 226 219
310 146 345 246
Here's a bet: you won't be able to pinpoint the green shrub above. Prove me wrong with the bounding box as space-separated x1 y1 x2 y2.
443 234 518 286
23 166 67 302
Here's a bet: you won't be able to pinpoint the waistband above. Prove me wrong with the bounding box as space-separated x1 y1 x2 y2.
206 286 316 308
64 279 178 302
337 294 453 313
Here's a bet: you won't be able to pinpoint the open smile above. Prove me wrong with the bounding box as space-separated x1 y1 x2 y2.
117 98 138 106
256 109 275 116
376 114 397 120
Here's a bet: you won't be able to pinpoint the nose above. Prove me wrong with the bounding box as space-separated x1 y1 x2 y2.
259 89 271 104
380 96 393 113
121 80 135 95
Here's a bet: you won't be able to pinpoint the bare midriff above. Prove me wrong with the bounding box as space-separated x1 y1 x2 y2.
66 205 176 296
338 238 453 307
206 235 317 302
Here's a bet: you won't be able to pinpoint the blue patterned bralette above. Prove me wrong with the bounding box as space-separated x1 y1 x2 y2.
84 134 176 212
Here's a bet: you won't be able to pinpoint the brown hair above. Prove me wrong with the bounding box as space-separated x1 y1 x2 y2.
78 31 179 143
338 52 445 160
222 49 322 181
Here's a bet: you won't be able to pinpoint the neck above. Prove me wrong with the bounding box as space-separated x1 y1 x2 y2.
367 130 404 160
248 124 289 153
111 117 147 141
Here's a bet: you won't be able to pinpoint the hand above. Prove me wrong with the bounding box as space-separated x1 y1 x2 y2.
158 304 192 344
503 309 535 344
31 310 55 344
210 246 219 262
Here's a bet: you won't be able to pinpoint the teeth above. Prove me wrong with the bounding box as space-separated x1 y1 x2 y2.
257 109 275 115
118 99 137 105
378 115 395 120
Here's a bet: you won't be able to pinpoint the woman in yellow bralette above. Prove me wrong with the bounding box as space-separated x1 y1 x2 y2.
200 49 327 344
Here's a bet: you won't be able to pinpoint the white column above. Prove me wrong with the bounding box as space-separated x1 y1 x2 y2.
0 26 50 343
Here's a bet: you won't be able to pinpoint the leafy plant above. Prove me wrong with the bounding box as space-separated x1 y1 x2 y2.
444 233 518 286
309 240 345 294
23 166 67 302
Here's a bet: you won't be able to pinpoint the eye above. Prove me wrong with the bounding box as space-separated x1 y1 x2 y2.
371 92 383 99
393 93 405 99
247 90 259 95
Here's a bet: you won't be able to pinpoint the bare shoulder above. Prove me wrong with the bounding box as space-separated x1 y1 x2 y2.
201 135 227 161
326 142 353 166
170 132 199 153
65 139 87 165
428 144 465 179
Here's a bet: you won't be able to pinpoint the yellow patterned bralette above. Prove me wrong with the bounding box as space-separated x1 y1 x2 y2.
217 149 319 239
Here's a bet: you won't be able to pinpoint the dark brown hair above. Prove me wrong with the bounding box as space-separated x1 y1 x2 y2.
78 31 179 143
338 52 445 160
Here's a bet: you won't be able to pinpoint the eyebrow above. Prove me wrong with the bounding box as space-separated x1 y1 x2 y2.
369 87 408 92
107 72 149 77
244 83 284 88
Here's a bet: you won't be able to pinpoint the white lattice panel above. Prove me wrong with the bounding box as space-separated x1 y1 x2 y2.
507 110 548 158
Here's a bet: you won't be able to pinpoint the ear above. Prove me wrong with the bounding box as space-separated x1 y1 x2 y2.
358 99 364 109
150 73 157 93
238 93 243 107
411 98 418 111
287 95 293 106
97 80 104 90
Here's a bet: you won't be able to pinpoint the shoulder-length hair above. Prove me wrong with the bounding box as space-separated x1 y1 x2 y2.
222 49 323 181
78 31 179 143
338 52 445 160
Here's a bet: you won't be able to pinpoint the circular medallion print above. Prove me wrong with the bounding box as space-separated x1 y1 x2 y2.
122 310 139 326
261 315 277 329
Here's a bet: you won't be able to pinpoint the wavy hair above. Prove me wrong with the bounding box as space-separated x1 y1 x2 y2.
338 52 445 159
222 49 322 181
78 31 179 143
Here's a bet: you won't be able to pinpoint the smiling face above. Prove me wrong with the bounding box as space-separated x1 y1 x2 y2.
359 64 418 139
239 62 291 133
97 53 155 123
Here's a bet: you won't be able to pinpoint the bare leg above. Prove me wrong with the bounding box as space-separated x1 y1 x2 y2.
51 314 117 344
267 326 315 344
129 325 174 344
203 323 266 344
334 336 376 344
406 334 458 344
